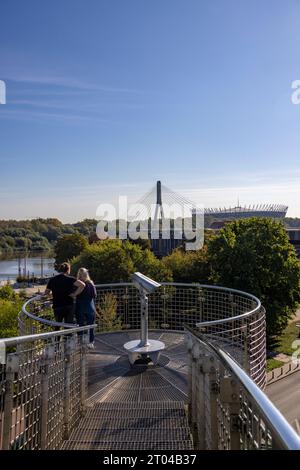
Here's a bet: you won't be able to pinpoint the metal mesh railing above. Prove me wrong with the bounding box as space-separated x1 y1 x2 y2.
18 297 75 336
18 282 266 388
186 326 300 450
94 283 266 388
2 276 297 450
0 327 90 450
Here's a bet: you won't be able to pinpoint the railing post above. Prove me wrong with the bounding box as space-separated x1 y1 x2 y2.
220 376 241 450
186 334 193 421
80 333 88 416
63 336 75 440
191 342 206 449
242 322 250 375
39 344 54 449
2 354 19 450
203 354 219 450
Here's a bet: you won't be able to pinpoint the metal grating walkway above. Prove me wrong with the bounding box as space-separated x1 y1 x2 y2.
62 331 193 450
62 402 193 450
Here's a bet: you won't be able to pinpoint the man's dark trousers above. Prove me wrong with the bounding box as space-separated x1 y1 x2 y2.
54 304 75 324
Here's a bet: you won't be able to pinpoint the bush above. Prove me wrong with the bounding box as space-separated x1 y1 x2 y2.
0 298 23 338
0 284 17 300
96 293 122 331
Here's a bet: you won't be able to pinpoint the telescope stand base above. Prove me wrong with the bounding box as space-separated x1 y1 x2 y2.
123 339 165 366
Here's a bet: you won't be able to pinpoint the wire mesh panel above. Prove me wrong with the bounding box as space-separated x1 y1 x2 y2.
44 339 65 450
19 299 57 336
0 329 89 450
95 282 266 387
19 282 266 388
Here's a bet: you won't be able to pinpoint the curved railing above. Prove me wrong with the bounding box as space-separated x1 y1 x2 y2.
186 326 300 450
94 282 266 388
19 282 266 388
19 296 77 335
19 281 266 388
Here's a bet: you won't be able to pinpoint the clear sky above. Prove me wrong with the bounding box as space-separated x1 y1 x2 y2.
1 0 300 222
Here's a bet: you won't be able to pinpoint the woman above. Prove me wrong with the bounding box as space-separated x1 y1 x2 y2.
74 268 97 348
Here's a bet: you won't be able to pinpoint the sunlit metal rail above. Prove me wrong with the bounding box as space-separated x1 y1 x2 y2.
186 326 300 450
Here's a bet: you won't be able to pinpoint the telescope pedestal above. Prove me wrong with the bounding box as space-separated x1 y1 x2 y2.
123 339 165 366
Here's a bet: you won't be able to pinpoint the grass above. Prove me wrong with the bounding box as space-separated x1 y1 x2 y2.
266 358 285 372
272 321 300 356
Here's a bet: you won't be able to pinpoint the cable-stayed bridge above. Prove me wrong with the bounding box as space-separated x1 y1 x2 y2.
133 180 287 221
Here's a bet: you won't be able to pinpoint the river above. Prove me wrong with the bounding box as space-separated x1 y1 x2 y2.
0 252 56 281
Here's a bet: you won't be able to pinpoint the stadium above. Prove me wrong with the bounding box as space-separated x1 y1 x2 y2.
203 203 288 220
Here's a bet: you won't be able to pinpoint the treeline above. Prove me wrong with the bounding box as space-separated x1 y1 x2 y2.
0 218 97 254
1 216 300 255
284 217 300 228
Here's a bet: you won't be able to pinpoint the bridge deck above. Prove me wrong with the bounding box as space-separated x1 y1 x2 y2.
62 330 193 450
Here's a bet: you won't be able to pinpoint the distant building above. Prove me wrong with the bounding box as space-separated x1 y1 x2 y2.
286 228 300 258
203 204 288 221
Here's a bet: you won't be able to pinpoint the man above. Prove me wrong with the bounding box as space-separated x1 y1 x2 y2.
45 262 85 324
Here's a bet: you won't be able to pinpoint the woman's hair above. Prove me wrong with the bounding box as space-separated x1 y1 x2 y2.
77 267 93 284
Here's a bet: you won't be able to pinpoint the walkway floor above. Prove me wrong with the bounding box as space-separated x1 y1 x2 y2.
62 330 193 450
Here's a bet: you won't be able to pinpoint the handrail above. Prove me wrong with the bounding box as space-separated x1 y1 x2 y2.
95 281 261 309
196 309 262 328
21 284 261 331
22 295 77 329
95 281 262 318
185 325 300 450
0 324 97 347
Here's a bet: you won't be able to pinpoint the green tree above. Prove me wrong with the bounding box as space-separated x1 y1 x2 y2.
71 239 135 283
71 239 173 283
54 233 88 265
162 245 211 283
122 241 172 282
208 218 300 339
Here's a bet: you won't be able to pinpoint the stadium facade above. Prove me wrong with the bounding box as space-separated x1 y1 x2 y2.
203 204 288 220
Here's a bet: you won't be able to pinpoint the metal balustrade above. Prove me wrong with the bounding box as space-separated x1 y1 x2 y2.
18 296 75 335
0 326 92 450
94 283 266 388
185 326 300 450
1 277 298 450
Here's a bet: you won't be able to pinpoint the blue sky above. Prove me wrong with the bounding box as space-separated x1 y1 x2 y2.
1 0 300 221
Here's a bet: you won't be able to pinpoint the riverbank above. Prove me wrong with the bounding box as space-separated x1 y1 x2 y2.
0 279 47 296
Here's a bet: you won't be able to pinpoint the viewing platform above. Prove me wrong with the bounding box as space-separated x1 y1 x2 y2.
63 330 190 450
0 274 300 451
